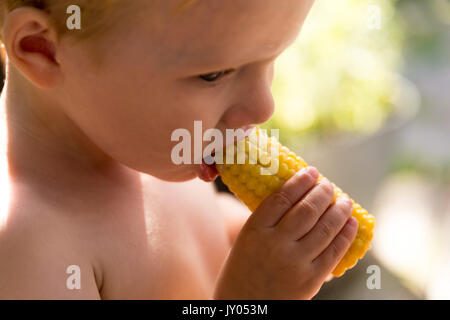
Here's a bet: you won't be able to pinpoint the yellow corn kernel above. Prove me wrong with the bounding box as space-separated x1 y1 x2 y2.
215 128 375 277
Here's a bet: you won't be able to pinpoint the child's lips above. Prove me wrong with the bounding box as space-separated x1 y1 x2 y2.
198 159 218 182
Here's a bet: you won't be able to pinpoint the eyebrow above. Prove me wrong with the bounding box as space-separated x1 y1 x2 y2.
158 20 299 74
169 43 288 75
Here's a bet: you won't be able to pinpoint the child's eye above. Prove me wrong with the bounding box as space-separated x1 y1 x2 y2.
199 69 234 82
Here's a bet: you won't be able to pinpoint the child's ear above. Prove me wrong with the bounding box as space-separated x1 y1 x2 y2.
3 7 62 88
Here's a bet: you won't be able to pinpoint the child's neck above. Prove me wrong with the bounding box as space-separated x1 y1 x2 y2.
1 65 138 191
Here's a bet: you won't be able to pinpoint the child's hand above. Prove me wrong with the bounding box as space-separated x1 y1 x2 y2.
213 166 358 300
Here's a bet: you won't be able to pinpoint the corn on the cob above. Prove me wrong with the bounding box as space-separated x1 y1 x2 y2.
215 127 375 277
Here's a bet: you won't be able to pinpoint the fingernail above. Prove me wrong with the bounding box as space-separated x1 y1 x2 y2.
320 177 331 186
297 166 318 179
296 166 309 177
297 167 307 174
307 166 319 179
338 196 352 206
348 217 358 228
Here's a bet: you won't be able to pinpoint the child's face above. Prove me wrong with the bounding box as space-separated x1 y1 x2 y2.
57 0 314 181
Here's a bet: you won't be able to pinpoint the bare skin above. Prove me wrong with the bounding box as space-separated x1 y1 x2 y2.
0 0 357 299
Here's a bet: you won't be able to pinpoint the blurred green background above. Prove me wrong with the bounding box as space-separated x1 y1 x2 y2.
229 0 450 299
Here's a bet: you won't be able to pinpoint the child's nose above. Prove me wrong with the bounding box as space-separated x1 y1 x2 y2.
222 68 275 128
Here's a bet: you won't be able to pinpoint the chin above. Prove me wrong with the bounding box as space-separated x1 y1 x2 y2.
141 165 200 183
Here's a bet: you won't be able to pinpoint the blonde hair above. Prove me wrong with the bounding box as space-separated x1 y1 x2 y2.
0 0 199 73
0 0 123 43
0 0 200 41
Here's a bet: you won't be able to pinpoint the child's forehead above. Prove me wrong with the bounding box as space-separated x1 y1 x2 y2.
148 0 311 71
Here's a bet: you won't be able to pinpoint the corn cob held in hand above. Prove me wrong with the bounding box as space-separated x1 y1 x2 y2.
215 127 375 277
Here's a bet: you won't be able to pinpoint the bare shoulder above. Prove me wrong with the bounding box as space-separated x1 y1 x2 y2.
0 182 101 299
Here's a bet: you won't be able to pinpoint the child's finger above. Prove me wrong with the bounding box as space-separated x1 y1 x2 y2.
248 166 319 228
325 274 334 282
311 217 358 277
297 196 353 259
274 178 335 240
